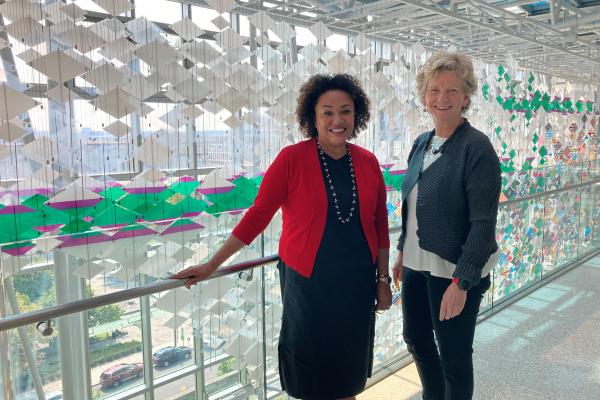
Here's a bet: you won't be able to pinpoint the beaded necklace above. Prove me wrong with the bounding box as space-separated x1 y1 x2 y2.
317 142 357 224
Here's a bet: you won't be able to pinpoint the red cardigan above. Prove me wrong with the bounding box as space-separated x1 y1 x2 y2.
232 138 390 277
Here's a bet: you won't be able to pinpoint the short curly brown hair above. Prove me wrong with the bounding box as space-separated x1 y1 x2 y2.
296 74 371 139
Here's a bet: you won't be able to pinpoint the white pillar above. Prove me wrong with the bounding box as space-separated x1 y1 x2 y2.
53 250 91 400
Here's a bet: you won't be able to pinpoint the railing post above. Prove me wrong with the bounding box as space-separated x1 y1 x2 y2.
140 275 154 400
259 233 268 400
193 297 207 400
0 269 14 400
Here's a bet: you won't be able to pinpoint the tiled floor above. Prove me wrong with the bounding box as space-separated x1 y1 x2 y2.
360 256 600 400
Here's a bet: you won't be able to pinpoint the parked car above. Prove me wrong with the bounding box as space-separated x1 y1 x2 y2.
99 363 143 389
203 335 226 351
152 346 192 367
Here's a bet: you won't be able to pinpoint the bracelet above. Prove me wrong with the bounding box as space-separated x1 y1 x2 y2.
376 274 392 284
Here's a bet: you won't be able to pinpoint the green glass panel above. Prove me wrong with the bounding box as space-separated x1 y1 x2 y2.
157 188 177 201
170 181 200 196
90 198 117 217
99 187 127 201
21 194 49 210
118 193 162 211
383 172 404 191
61 206 96 219
39 206 70 226
133 201 155 215
232 176 259 202
60 218 93 234
250 176 264 187
93 205 139 226
144 202 182 221
205 190 254 215
178 196 208 214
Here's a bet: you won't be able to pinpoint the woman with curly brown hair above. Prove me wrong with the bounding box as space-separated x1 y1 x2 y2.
172 74 391 399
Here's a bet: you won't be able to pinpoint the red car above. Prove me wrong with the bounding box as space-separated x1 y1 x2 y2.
100 363 143 389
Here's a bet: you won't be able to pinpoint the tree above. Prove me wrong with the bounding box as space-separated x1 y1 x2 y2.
85 284 124 326
217 358 234 376
13 270 54 304
88 304 124 326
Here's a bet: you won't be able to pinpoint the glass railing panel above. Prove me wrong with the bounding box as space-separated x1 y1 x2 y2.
262 215 283 257
582 183 600 252
263 265 284 397
150 287 196 379
4 326 64 400
577 184 599 257
545 162 582 191
387 190 403 227
500 167 544 202
372 246 405 373
155 377 198 400
192 267 264 399
587 160 600 180
0 270 63 400
542 190 581 275
88 300 145 398
492 199 544 304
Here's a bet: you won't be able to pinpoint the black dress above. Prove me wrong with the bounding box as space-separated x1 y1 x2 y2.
277 150 377 400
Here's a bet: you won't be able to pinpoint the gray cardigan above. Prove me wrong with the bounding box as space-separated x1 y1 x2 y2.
397 120 501 287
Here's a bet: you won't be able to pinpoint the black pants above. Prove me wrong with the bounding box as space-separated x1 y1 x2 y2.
402 267 490 400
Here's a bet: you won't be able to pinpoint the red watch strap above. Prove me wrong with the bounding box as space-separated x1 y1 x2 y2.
452 277 459 285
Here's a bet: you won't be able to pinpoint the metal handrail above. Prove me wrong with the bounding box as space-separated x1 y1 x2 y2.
0 255 279 332
0 175 599 332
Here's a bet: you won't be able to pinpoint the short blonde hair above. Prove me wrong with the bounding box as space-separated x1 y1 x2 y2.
416 51 477 111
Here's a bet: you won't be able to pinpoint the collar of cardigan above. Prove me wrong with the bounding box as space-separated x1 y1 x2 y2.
425 118 470 154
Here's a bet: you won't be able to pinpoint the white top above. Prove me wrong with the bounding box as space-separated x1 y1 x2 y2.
403 135 498 279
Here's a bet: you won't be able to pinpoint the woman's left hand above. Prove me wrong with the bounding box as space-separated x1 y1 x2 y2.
375 283 393 311
439 283 467 321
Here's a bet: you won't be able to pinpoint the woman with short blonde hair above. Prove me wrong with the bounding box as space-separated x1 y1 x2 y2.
393 51 500 400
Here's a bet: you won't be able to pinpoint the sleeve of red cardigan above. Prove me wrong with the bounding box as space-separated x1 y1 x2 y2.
232 149 288 245
373 155 390 248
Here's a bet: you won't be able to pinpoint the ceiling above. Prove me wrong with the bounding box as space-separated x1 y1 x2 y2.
213 0 600 84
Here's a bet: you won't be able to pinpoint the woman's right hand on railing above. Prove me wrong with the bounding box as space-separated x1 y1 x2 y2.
170 262 219 289
392 251 404 290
